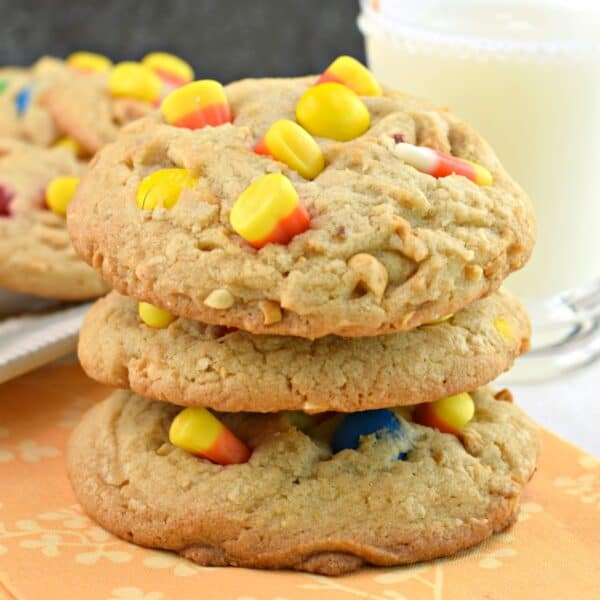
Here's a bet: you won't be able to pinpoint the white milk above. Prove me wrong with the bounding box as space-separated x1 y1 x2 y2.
359 0 600 301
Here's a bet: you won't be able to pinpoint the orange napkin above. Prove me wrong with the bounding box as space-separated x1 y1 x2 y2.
0 364 598 599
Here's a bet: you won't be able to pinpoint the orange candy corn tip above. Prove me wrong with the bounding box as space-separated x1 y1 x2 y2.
316 55 382 96
161 80 232 129
169 407 251 465
230 173 310 249
253 119 324 180
142 52 194 87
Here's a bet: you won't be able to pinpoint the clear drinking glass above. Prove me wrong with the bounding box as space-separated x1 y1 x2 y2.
359 0 600 381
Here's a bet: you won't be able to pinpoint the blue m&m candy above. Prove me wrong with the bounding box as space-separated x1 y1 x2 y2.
15 86 32 116
331 409 409 459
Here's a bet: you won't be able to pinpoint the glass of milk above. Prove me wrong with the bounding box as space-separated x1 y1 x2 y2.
359 0 600 381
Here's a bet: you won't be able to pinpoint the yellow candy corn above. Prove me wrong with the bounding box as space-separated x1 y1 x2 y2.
45 176 79 216
108 62 161 103
138 302 175 329
169 407 251 465
296 82 370 142
67 51 112 74
413 392 475 434
254 119 324 180
136 168 196 211
493 317 513 341
161 80 231 129
316 55 382 96
142 52 194 86
230 173 310 248
53 136 87 158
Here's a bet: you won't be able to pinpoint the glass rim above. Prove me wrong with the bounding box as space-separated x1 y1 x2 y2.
359 3 600 56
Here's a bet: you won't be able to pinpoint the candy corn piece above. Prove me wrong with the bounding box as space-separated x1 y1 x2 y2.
142 52 194 88
136 168 197 211
108 62 161 103
296 82 370 142
316 55 382 96
161 80 232 129
45 176 79 216
230 173 310 249
413 392 475 435
53 136 87 158
493 316 513 341
254 119 324 179
67 51 112 74
169 407 251 465
393 142 493 186
138 302 175 329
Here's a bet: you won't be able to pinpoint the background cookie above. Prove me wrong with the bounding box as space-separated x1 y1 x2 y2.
79 289 530 412
0 139 107 299
40 71 154 155
68 76 535 337
68 387 539 575
0 56 67 147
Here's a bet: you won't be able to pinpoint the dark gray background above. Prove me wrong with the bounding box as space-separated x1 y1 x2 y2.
0 0 365 82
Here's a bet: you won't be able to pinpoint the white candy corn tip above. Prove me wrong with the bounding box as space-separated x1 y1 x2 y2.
394 142 436 172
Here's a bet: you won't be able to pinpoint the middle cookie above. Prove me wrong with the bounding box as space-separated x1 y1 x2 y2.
79 290 529 412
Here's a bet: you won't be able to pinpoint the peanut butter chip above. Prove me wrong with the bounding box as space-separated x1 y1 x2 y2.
465 264 483 281
258 300 282 325
348 253 388 303
494 389 514 403
204 289 234 310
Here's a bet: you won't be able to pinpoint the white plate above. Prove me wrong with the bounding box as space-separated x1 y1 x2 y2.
0 303 91 383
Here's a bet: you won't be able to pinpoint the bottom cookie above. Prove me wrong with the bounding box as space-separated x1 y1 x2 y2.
68 388 539 575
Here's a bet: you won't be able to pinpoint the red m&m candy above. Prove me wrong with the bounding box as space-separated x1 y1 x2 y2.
0 183 15 218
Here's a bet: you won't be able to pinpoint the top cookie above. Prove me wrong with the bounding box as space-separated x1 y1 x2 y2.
68 66 535 338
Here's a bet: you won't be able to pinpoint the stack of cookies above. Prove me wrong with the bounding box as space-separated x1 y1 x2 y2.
0 51 193 302
67 57 540 575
